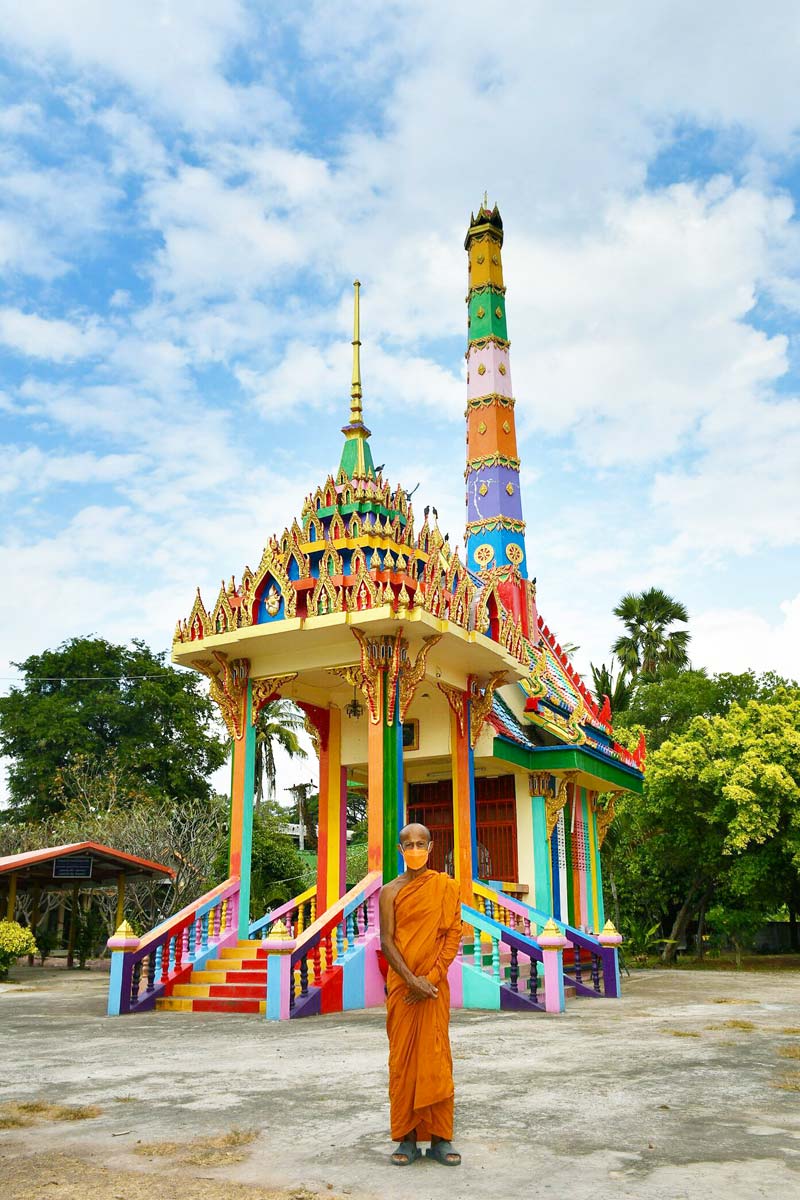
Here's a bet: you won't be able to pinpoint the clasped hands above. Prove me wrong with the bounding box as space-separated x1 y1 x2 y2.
403 974 438 1005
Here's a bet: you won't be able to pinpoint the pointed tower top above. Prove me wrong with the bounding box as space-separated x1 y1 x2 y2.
339 279 375 480
465 198 503 248
350 279 363 424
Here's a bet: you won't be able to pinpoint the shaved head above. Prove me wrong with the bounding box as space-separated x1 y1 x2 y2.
399 822 431 845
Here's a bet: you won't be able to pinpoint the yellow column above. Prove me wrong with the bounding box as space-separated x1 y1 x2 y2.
6 873 17 920
450 704 474 906
66 882 79 969
115 874 126 929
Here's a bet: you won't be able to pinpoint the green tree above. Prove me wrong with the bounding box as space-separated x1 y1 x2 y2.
618 688 800 962
0 638 227 821
611 587 690 680
590 659 633 716
245 806 310 918
254 700 307 806
614 668 786 751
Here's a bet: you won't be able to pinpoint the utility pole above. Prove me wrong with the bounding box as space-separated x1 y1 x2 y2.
286 781 314 851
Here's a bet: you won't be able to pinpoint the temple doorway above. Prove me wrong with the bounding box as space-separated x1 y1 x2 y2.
407 774 519 881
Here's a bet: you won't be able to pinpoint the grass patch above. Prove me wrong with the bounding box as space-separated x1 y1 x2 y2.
772 1071 800 1092
712 998 758 1005
705 1019 757 1032
134 1129 257 1168
666 1030 701 1038
0 1100 101 1128
780 1027 800 1035
777 1044 800 1060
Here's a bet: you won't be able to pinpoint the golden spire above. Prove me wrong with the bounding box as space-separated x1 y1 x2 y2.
350 279 363 425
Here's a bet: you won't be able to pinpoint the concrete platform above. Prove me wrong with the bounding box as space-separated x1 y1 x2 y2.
1 964 799 1199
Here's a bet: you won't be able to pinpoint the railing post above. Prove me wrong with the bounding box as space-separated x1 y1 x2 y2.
538 919 568 1014
598 920 623 998
106 922 139 1016
264 920 297 1021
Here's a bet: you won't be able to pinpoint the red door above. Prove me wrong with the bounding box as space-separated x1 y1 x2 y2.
407 775 519 881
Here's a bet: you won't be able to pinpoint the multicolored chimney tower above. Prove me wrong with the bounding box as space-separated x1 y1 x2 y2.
464 202 528 581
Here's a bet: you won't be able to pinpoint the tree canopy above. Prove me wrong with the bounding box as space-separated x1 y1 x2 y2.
604 678 800 959
0 637 228 820
611 587 690 680
254 699 307 806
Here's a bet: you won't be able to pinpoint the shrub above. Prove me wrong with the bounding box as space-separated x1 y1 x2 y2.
0 920 37 980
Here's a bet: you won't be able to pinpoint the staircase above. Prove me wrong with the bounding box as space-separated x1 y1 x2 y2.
157 940 269 1014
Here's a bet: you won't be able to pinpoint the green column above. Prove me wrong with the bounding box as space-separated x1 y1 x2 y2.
531 793 551 912
382 676 404 883
238 682 257 938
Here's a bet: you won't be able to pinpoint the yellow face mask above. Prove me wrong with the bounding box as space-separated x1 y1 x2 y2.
402 846 430 871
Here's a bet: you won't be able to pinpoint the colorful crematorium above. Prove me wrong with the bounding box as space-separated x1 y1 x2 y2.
106 201 643 1020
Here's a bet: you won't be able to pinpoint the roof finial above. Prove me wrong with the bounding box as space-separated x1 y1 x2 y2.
483 190 488 209
350 279 362 425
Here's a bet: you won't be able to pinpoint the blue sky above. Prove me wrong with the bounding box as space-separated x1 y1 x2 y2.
1 2 799 796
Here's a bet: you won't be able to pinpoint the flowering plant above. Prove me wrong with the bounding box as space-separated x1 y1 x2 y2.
0 920 38 979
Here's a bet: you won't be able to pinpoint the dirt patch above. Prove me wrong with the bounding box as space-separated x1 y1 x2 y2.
0 1101 101 1130
705 1020 757 1032
134 1128 258 1168
1 1151 338 1200
771 1070 800 1092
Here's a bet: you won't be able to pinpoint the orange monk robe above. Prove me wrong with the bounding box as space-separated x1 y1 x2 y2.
386 870 463 1142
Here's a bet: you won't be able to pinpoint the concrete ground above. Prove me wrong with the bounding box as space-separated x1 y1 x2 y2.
1 964 799 1200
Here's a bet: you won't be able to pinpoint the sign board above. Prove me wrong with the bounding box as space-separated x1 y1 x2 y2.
53 856 94 879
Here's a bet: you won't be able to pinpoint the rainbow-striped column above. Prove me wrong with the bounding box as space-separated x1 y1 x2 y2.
464 202 528 578
229 678 256 938
382 675 405 882
316 706 347 912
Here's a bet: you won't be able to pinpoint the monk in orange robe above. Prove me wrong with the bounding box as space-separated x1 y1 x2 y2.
379 822 463 1167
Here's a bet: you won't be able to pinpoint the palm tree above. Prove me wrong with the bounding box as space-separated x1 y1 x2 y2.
612 587 690 680
254 700 308 806
590 660 633 716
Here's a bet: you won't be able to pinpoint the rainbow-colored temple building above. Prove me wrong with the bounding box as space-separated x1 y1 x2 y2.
107 202 642 1020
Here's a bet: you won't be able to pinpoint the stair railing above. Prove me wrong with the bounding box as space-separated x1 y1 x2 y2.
263 872 382 1021
461 902 566 1012
478 880 621 998
249 883 317 941
107 876 241 1015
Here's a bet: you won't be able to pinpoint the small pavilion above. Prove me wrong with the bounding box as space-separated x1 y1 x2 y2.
1 842 174 967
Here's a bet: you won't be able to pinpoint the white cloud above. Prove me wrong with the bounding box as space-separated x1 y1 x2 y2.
0 308 110 361
0 446 145 495
691 594 800 680
0 0 290 134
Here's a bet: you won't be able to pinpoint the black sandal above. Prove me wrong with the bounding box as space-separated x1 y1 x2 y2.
426 1140 461 1166
391 1139 421 1165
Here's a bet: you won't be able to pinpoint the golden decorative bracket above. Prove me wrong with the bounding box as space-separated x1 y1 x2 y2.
469 672 507 749
194 652 250 741
251 674 299 724
437 681 467 736
398 635 442 723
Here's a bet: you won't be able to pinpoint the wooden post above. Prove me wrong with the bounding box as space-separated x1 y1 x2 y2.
28 884 40 966
6 872 17 920
66 882 79 970
115 874 126 929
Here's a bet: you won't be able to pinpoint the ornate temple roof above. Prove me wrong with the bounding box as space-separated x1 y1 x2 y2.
173 225 643 779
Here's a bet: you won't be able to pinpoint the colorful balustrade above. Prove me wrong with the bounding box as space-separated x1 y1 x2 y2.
107 877 241 1015
479 879 622 999
154 885 319 1014
264 872 384 1021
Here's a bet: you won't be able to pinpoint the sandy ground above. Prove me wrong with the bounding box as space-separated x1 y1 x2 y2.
1 964 799 1200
